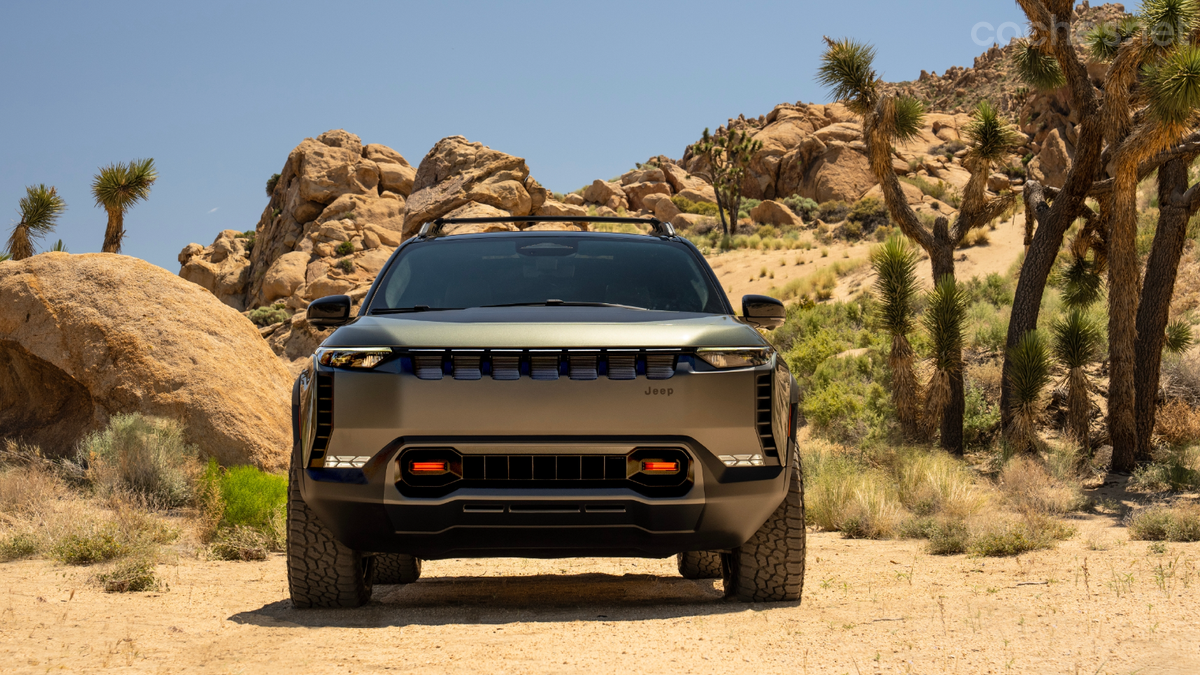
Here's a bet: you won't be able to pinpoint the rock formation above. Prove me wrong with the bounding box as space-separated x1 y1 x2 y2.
0 253 291 469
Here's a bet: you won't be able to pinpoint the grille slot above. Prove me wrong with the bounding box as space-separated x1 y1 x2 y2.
312 372 334 458
413 352 444 380
607 351 637 380
452 352 482 380
530 352 560 381
645 352 677 380
568 351 599 380
491 352 521 380
756 372 778 457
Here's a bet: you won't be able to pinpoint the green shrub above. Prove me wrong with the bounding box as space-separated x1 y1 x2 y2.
999 164 1027 179
0 532 40 562
781 195 819 221
968 518 1067 557
338 258 355 274
248 302 289 327
818 201 850 223
1128 504 1200 541
265 173 281 197
78 414 196 508
962 273 1015 307
847 196 890 236
208 526 270 561
670 196 719 217
962 382 1001 448
336 241 355 256
738 198 762 220
52 527 125 565
97 558 161 592
927 518 971 555
200 461 287 551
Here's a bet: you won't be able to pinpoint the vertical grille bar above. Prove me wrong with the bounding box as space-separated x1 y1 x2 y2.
530 351 561 381
413 351 445 380
756 372 778 457
312 372 334 456
452 351 482 380
645 352 677 380
491 351 521 380
568 351 599 380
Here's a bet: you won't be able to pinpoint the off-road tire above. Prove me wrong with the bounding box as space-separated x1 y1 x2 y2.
677 551 723 579
286 461 374 608
721 457 805 602
373 553 422 585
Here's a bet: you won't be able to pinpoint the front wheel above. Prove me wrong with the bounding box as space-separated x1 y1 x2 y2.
722 457 806 602
373 553 422 585
676 551 723 579
286 461 374 608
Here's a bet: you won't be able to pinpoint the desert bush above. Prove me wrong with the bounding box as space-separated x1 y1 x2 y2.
818 201 850 223
999 456 1086 516
999 163 1027 179
1155 399 1200 447
97 558 162 592
199 461 287 551
1162 351 1200 405
0 462 68 516
968 516 1066 557
335 241 355 256
780 195 819 221
962 273 1014 308
963 382 1001 448
1129 444 1200 492
208 526 271 561
265 173 281 197
966 301 1010 353
248 302 289 327
926 517 972 555
959 229 990 248
895 449 988 519
51 525 126 565
0 532 40 562
901 175 954 203
670 195 719 217
1127 504 1200 542
738 198 762 220
933 139 967 158
846 196 890 236
78 414 196 508
338 258 355 274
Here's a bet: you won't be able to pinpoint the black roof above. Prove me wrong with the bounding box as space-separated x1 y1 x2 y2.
418 216 676 239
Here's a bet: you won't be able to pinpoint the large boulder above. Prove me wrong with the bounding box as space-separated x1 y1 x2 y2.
402 136 537 237
749 200 802 227
0 254 291 470
178 230 252 311
582 180 628 210
1030 128 1072 189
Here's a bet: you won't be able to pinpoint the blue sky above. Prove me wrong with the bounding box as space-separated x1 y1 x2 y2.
0 0 1028 270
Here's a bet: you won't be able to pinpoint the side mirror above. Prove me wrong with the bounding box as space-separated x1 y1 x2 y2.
306 295 352 327
742 294 786 330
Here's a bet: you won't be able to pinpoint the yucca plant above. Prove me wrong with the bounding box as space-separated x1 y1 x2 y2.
1051 310 1103 447
1012 38 1066 92
921 276 966 439
50 239 68 253
1008 330 1051 455
0 251 11 262
6 184 67 261
1057 255 1105 310
92 158 157 254
871 234 921 437
1165 319 1195 354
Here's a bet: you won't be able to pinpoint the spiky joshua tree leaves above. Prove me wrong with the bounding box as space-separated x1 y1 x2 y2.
1051 310 1103 448
818 38 1016 454
689 128 762 236
6 184 67 261
92 158 157 254
1007 330 1051 455
921 276 967 440
871 234 922 437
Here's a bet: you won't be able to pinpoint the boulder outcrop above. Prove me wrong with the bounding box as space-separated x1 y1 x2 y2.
0 253 291 470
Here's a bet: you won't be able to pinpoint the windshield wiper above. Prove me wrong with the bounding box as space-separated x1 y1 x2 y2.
371 306 464 315
478 300 647 310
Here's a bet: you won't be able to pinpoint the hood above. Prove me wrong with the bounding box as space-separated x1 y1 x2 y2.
320 307 767 349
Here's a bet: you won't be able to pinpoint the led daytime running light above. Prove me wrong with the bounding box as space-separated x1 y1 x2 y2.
696 347 772 370
317 347 393 369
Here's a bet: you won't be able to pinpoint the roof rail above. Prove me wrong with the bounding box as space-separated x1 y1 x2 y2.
417 216 676 239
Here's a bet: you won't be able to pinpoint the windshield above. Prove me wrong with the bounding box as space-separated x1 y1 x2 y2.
369 234 727 314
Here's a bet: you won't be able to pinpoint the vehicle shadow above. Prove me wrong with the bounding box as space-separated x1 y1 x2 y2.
229 573 777 628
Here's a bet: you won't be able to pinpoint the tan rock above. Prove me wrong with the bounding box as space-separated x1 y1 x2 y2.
378 162 416 196
315 192 405 234
623 181 671 211
0 253 291 469
677 185 717 204
671 213 710 229
988 173 1012 192
266 313 332 378
806 145 875 203
178 231 252 311
563 193 585 206
582 180 627 208
402 136 534 237
306 275 354 299
620 167 666 185
296 138 379 204
317 129 363 155
525 223 584 232
535 200 588 218
654 197 682 223
439 202 521 235
659 163 709 194
363 144 411 167
812 122 863 144
261 251 311 304
749 200 802 227
863 180 925 205
1037 129 1072 188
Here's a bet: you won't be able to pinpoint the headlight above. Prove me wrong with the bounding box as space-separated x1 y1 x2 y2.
695 347 772 370
317 347 393 369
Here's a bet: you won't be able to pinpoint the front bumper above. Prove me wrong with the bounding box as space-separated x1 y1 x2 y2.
298 436 792 559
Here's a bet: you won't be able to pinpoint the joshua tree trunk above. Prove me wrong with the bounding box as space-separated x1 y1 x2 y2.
929 220 964 455
1108 160 1142 472
1134 154 1200 461
101 207 124 254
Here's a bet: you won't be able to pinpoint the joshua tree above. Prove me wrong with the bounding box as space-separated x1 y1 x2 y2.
818 38 1017 454
689 128 763 236
1051 309 1103 447
92 158 157 254
921 276 967 440
1008 330 1052 455
6 184 67 261
871 234 922 437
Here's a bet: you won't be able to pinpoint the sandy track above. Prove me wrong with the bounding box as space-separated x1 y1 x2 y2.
2 513 1198 674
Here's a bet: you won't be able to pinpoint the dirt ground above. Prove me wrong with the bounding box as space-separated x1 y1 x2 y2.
2 508 1198 675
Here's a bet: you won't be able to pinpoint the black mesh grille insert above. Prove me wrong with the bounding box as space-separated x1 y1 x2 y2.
404 349 684 381
310 372 334 461
756 372 778 457
452 352 482 380
607 352 637 380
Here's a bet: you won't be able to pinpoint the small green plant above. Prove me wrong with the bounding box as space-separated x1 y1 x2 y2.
780 195 819 221
1007 330 1051 453
0 532 40 561
336 241 355 256
927 518 971 555
670 195 719 217
52 527 125 565
208 526 271 561
248 302 289 327
199 460 287 552
818 201 850 223
265 173 281 196
1127 504 1200 542
847 196 889 236
922 276 967 437
338 258 355 274
871 234 921 437
1165 319 1194 355
97 558 161 592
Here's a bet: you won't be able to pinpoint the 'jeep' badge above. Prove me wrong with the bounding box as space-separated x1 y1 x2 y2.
645 387 674 396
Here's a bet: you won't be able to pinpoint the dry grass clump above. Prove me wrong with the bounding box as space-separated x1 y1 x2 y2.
999 455 1088 516
1162 352 1200 406
967 515 1075 557
96 557 163 593
803 442 903 538
1130 443 1200 492
1127 503 1200 542
1155 399 1200 447
207 526 271 561
895 450 989 520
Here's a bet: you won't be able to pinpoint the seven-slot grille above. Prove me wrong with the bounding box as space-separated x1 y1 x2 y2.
310 372 334 463
404 349 678 381
755 372 778 457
